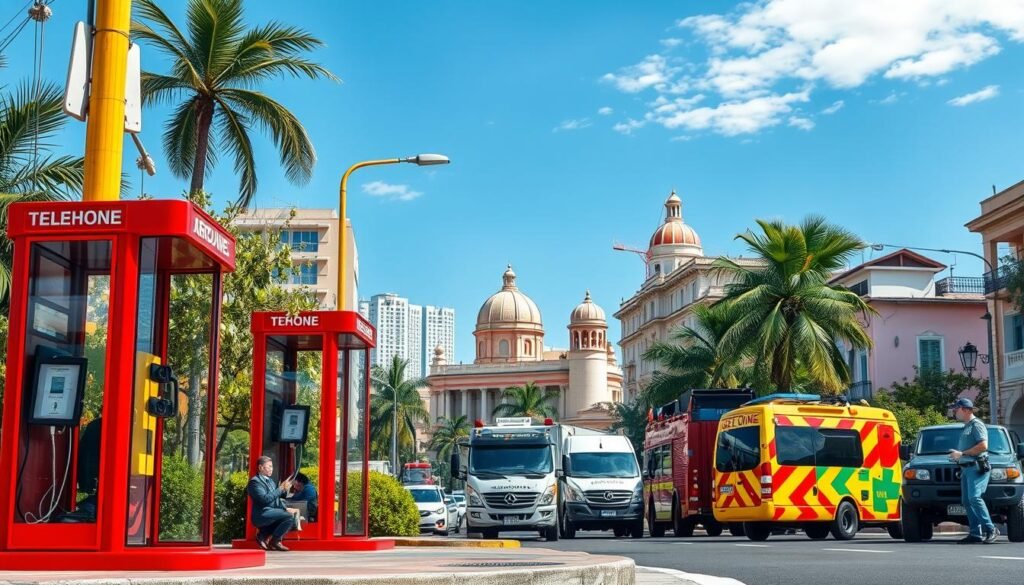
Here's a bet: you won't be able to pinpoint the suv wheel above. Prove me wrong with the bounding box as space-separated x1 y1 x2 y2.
1007 498 1024 543
830 500 859 540
901 503 931 542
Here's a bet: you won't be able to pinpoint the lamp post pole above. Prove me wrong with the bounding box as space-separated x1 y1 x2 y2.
872 243 999 424
336 154 450 310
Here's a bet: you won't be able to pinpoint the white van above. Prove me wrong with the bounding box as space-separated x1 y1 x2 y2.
559 433 644 538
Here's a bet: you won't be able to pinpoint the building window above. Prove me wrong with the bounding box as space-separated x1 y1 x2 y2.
498 340 510 357
281 230 319 253
1008 314 1024 353
849 280 868 296
917 337 943 373
524 339 532 355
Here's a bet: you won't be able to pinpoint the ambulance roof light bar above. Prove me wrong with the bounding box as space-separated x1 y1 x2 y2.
495 417 533 427
743 393 821 407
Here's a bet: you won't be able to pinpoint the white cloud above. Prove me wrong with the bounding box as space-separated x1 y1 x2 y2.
601 54 679 93
649 90 810 136
362 181 423 202
554 118 592 132
605 0 1024 136
613 118 646 135
873 91 903 105
821 100 844 114
788 116 815 131
948 84 1000 106
660 38 683 48
597 106 614 115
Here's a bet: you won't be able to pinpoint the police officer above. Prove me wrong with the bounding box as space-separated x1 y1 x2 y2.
948 398 998 544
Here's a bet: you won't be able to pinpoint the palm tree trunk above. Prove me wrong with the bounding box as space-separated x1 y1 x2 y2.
190 96 215 195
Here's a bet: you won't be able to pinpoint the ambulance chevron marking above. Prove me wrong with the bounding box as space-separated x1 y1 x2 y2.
804 416 824 428
830 467 856 496
836 418 856 430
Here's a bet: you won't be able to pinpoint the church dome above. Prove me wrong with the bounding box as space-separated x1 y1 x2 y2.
570 290 606 325
476 265 543 331
649 190 702 249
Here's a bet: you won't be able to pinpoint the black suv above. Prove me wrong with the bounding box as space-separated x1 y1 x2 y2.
901 423 1024 542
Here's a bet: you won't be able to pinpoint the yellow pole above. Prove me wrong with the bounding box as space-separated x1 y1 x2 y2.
336 159 402 311
83 0 133 201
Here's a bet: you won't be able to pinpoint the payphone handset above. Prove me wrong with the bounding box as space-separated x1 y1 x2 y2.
146 364 179 418
29 348 87 426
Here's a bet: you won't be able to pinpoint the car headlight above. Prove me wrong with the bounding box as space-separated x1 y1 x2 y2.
466 486 483 506
992 467 1021 482
434 507 446 515
632 485 644 503
903 468 930 481
540 484 557 505
565 484 585 502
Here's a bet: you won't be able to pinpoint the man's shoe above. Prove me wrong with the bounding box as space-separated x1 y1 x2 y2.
984 528 1000 544
957 535 983 544
255 535 269 551
269 538 290 552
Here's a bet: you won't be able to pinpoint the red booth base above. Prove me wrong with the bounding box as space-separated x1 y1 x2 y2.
0 548 266 571
231 537 394 551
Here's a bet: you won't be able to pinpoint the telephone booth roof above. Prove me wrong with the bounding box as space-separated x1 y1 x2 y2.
252 311 376 349
6 200 236 271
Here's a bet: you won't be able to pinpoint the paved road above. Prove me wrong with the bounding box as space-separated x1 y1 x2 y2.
499 529 1024 585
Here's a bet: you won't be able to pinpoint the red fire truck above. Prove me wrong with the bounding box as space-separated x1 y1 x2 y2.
643 388 755 537
400 462 434 485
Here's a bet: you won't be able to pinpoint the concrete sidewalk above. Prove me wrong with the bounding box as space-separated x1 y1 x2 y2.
0 546 633 585
637 566 745 585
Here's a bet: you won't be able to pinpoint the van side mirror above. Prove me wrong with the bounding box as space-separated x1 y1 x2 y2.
449 452 463 480
1017 442 1024 460
561 454 572 477
899 444 912 461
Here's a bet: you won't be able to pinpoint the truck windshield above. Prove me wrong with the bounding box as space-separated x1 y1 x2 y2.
917 427 1013 455
403 469 431 483
470 445 552 476
715 426 761 472
569 452 639 478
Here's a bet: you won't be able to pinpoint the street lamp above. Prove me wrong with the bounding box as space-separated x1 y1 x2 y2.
337 154 451 310
959 342 980 377
870 243 998 424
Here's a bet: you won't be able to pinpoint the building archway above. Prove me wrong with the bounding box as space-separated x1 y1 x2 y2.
1009 393 1024 440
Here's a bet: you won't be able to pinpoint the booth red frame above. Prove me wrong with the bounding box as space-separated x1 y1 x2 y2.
232 311 393 551
0 200 263 570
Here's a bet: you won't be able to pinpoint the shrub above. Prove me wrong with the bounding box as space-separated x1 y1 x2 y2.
214 470 249 543
158 455 205 541
362 471 418 537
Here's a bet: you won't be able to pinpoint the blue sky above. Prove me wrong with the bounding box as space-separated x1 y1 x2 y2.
5 1 1024 364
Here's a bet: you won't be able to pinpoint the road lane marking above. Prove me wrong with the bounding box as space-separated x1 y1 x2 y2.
821 548 892 554
639 566 747 585
734 544 770 548
980 556 1024 561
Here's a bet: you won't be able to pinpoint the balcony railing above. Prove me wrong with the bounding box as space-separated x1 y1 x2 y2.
847 380 873 402
935 276 985 296
984 265 1013 294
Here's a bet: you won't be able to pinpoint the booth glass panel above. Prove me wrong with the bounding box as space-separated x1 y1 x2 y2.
341 348 367 536
155 272 215 544
261 335 322 522
15 240 112 526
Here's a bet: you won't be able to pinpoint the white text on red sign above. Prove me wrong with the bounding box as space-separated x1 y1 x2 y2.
271 315 320 327
28 209 123 227
192 217 231 258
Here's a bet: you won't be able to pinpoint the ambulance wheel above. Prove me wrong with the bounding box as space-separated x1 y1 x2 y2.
805 523 830 540
728 523 745 537
830 500 859 540
886 522 903 540
901 503 931 542
705 521 724 537
630 518 645 538
743 522 771 541
1006 498 1024 542
649 500 666 537
544 524 559 542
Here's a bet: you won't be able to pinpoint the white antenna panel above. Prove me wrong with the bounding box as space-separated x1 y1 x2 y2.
63 22 90 121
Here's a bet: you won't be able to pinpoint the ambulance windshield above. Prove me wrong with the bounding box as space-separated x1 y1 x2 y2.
716 427 760 472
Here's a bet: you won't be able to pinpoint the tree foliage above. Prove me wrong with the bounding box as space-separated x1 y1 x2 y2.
610 398 650 456
492 382 559 421
369 355 430 461
132 0 337 208
429 415 469 463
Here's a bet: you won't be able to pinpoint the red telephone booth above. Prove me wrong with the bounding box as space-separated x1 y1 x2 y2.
0 200 264 570
232 311 393 551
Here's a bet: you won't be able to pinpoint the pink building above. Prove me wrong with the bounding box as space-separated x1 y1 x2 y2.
830 249 988 400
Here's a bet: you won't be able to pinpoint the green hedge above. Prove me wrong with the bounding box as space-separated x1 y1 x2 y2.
362 471 418 537
214 471 249 543
158 455 204 542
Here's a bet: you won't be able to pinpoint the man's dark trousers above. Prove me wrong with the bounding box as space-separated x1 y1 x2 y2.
255 509 294 541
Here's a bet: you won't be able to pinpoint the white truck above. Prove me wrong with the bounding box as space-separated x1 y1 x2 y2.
558 431 644 539
450 417 562 541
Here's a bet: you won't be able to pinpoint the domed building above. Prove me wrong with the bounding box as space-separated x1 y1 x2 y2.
427 266 623 429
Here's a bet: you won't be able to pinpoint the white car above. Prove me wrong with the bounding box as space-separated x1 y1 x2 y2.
407 485 457 536
450 492 467 526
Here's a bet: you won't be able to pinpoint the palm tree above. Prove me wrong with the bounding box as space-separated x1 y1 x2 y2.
132 0 337 208
642 303 759 406
0 81 86 303
369 355 429 461
609 398 650 457
713 216 875 393
429 415 470 463
492 382 559 421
